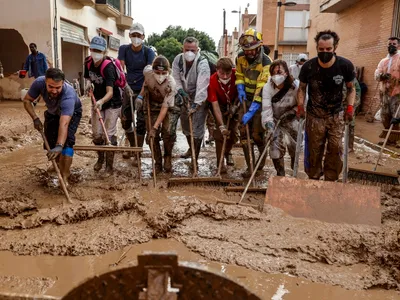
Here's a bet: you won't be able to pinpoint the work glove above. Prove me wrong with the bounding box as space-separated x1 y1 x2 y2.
219 125 230 136
379 73 391 81
390 118 400 125
344 105 354 123
265 121 274 132
95 99 105 111
33 117 44 132
47 144 63 160
178 88 188 98
135 95 143 111
188 103 199 116
296 104 305 120
241 101 260 125
237 84 247 103
0 74 4 79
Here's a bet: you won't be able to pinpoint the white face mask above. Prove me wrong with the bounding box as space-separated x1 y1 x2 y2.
91 52 103 63
219 77 231 85
184 51 196 62
155 74 167 85
131 37 143 47
271 74 287 86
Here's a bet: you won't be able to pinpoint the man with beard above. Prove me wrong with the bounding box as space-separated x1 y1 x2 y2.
297 30 355 181
22 68 82 184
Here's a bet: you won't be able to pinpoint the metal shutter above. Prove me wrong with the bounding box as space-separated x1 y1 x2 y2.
60 19 89 47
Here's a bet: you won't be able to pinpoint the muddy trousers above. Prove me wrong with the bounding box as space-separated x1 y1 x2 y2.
238 103 266 175
213 111 239 171
304 113 344 181
380 93 400 129
206 110 216 142
270 116 299 176
146 109 180 173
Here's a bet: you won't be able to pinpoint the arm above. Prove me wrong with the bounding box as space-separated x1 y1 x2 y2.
297 82 307 106
56 115 72 146
261 80 274 128
194 59 210 105
172 55 183 91
253 65 271 103
117 46 126 71
211 102 224 127
100 64 116 103
345 81 355 106
374 59 386 81
23 79 42 120
234 57 244 86
43 54 48 72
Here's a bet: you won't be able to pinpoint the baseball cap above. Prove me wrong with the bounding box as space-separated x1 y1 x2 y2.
130 23 145 35
297 53 308 62
90 36 107 52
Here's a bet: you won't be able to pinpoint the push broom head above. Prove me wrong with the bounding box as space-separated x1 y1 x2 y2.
167 177 243 188
348 167 399 191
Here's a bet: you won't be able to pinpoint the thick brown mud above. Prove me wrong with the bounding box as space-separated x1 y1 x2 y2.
0 99 400 299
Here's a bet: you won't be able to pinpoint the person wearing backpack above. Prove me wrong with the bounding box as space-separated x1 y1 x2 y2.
84 36 122 174
172 36 211 170
236 29 271 178
118 23 156 164
261 60 299 176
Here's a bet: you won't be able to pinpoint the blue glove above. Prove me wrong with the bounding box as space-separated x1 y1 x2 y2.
178 88 188 97
47 144 63 160
237 84 247 103
242 101 261 125
265 121 274 131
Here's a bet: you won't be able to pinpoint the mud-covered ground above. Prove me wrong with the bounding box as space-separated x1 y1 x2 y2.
0 99 400 299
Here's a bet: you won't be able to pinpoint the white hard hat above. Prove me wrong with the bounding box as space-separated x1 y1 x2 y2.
297 53 308 62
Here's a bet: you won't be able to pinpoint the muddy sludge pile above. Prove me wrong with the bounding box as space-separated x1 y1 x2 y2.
0 179 399 292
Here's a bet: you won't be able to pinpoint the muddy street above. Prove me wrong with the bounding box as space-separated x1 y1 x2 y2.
0 99 400 299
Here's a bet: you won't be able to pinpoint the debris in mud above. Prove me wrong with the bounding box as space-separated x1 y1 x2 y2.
0 275 55 295
0 136 7 143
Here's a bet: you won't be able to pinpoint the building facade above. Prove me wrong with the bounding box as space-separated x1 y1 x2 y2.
308 0 400 112
256 0 310 66
0 0 132 99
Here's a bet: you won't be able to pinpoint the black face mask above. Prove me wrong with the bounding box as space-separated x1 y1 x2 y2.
318 52 334 64
388 45 398 55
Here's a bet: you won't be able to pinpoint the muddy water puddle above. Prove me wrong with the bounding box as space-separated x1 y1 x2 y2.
0 239 398 299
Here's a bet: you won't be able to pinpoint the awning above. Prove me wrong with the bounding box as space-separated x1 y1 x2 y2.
60 19 89 47
98 27 113 36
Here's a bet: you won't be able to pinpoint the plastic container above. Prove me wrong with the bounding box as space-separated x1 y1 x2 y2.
19 70 27 78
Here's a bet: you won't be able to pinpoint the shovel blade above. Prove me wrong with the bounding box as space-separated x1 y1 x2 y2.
266 177 381 226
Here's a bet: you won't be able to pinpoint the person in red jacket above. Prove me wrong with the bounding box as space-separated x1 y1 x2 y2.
207 57 239 173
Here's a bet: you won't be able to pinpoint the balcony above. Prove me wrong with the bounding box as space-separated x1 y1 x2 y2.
95 0 121 18
320 0 360 13
75 0 95 6
281 27 308 45
116 14 133 30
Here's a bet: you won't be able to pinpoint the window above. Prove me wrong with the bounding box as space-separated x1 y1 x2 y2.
293 0 310 4
283 10 309 42
124 0 131 17
283 53 300 66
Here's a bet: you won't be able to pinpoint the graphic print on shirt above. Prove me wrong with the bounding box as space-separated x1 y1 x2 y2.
88 70 104 85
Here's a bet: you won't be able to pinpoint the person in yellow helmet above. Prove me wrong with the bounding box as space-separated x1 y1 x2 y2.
235 28 272 178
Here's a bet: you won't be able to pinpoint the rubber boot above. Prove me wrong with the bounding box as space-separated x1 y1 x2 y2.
164 156 172 173
241 144 255 178
215 139 227 174
123 132 136 159
163 137 175 173
131 135 144 167
153 139 163 174
272 158 286 176
348 125 355 153
291 156 295 170
225 152 234 166
59 155 72 185
105 152 115 174
94 151 105 172
180 135 192 158
192 138 203 170
256 144 267 171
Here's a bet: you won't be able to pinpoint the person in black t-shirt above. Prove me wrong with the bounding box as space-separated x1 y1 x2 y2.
297 30 356 181
84 36 122 174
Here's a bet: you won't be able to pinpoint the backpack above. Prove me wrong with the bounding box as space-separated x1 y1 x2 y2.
178 50 219 75
86 56 127 88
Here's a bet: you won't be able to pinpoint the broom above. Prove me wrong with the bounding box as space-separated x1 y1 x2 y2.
348 104 400 187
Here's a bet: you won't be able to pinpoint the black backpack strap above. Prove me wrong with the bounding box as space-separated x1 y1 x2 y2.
262 53 272 66
271 81 293 103
143 45 149 64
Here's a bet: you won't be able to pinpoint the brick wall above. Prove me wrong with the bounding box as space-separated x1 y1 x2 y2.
308 0 395 113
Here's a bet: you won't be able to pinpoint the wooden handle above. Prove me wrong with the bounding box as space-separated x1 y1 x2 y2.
129 93 141 181
90 91 111 145
40 131 72 204
217 117 230 176
242 101 255 186
146 93 157 187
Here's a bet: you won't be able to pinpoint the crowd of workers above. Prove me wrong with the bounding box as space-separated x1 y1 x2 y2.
14 21 400 185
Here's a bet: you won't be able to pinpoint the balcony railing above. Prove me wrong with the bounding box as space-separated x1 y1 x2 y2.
96 0 120 10
95 0 121 18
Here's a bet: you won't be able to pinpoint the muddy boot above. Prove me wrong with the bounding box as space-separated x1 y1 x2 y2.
191 138 203 170
59 155 72 185
164 156 172 173
94 151 105 172
131 135 144 167
153 139 163 174
122 132 135 159
105 152 115 174
256 145 267 171
180 135 192 158
241 144 255 178
348 125 355 153
272 158 285 176
225 152 234 166
291 156 295 170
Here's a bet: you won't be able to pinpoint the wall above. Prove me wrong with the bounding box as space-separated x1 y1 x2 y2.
61 41 84 82
0 0 52 99
308 0 395 112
